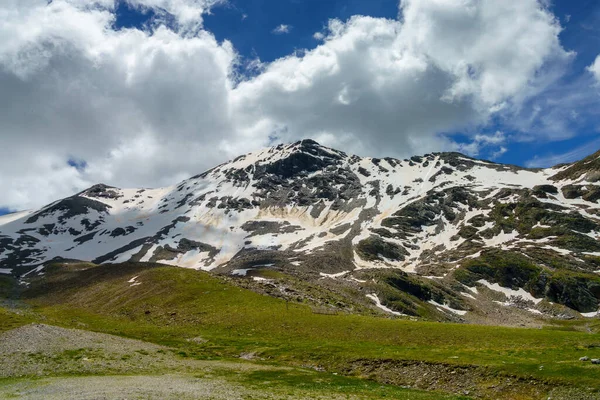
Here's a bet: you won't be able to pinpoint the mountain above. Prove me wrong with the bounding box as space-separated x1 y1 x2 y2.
1 139 600 325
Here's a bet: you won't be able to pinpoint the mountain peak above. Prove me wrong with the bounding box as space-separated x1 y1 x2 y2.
2 140 600 324
79 184 121 199
294 138 321 148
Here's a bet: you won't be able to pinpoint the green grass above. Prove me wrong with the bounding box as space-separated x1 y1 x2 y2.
0 370 468 400
222 368 468 399
0 307 32 334
5 262 600 398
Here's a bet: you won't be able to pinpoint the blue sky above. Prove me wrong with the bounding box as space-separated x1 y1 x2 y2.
202 0 400 63
0 0 599 214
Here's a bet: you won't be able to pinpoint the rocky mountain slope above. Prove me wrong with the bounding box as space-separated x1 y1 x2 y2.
1 139 600 324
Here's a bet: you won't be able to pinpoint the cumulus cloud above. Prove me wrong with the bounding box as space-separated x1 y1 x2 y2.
0 0 574 210
233 0 569 156
126 0 225 31
272 24 291 34
589 55 600 84
0 0 237 209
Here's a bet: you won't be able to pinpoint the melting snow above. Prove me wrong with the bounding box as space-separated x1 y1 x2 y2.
464 285 478 294
583 252 600 257
232 269 253 276
428 300 468 316
0 268 12 275
320 271 350 279
22 265 44 277
581 310 600 318
366 293 406 316
477 279 542 304
483 230 519 247
542 245 571 255
349 277 367 283
128 276 141 287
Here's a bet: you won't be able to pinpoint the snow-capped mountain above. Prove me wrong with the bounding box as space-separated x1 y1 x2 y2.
2 140 600 322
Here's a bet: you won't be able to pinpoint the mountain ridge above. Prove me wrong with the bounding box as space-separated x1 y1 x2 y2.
1 140 600 325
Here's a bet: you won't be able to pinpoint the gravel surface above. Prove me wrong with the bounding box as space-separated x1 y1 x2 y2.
0 324 352 399
0 323 163 355
0 323 278 378
0 374 336 400
0 324 175 378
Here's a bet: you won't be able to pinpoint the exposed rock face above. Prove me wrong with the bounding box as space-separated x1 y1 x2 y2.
1 142 600 322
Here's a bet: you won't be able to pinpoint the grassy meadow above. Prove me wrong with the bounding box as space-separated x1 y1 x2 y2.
1 262 600 399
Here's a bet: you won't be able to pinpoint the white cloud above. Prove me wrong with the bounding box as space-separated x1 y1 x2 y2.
272 24 291 35
490 146 508 160
0 0 237 209
233 0 568 157
313 32 325 40
455 131 507 159
589 55 600 84
0 0 576 210
126 0 225 30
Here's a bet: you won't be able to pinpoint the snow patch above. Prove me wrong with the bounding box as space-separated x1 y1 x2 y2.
581 310 600 318
464 285 478 294
232 268 253 276
460 292 476 300
0 268 12 275
22 265 44 277
366 293 406 316
128 276 141 287
349 277 367 283
542 245 571 256
483 230 519 247
428 300 468 316
320 271 350 279
478 279 542 304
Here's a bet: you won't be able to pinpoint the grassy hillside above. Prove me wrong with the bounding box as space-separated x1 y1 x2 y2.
4 261 600 399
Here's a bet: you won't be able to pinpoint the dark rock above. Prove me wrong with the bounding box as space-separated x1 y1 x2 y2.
356 236 409 262
26 196 111 225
